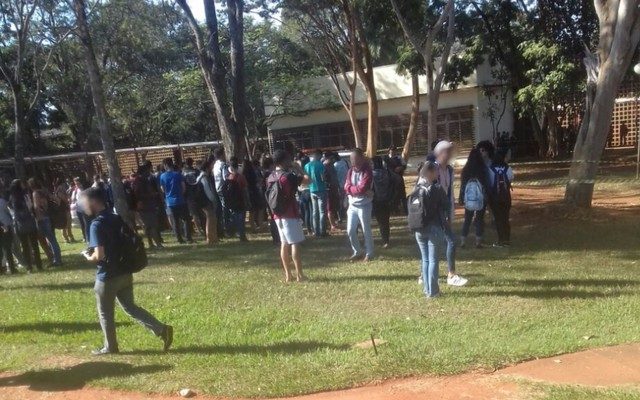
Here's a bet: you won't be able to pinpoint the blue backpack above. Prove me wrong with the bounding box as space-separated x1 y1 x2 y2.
464 179 484 211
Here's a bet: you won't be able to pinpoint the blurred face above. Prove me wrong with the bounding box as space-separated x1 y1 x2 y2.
350 152 364 168
425 168 437 183
436 147 453 164
479 147 490 161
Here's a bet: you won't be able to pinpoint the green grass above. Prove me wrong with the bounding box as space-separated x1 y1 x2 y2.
1 178 640 398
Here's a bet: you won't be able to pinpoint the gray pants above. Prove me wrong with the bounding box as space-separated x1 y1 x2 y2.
94 273 165 351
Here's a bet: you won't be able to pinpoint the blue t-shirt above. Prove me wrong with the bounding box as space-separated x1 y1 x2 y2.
160 170 185 206
89 210 125 282
304 159 326 193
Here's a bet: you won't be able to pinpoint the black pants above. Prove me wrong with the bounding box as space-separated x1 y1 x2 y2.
0 228 16 272
490 201 511 244
169 204 192 242
373 201 390 245
17 231 41 271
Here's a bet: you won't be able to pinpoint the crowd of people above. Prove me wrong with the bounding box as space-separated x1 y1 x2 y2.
0 139 513 352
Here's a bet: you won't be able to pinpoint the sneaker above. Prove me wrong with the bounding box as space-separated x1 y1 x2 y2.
447 275 468 287
417 276 423 285
382 242 389 249
161 325 174 352
349 253 362 262
91 347 119 356
362 255 372 262
460 237 466 249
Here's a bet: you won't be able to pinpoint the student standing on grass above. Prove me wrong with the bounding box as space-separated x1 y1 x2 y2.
8 180 41 272
267 150 308 282
459 148 490 248
408 161 449 298
304 149 328 237
345 148 374 262
371 156 394 248
0 187 17 274
160 158 193 244
82 187 173 355
213 148 230 238
224 157 249 242
295 153 312 235
196 159 219 246
333 153 349 224
432 141 467 287
132 165 163 249
28 178 63 267
323 152 342 232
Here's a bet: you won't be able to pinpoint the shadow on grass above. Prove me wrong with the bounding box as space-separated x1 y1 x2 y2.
0 362 170 391
457 288 631 300
0 321 131 334
124 340 349 356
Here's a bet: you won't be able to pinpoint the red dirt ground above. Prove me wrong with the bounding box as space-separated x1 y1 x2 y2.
4 344 640 399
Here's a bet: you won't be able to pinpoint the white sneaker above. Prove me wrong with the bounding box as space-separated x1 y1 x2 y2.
447 275 468 287
417 276 423 285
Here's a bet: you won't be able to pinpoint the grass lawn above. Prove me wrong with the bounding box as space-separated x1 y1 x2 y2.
1 168 640 398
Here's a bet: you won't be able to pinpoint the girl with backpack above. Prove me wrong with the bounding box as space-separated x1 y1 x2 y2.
459 148 490 248
488 153 514 247
408 161 449 298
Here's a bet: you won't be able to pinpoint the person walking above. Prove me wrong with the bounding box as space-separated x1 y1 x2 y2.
459 148 490 248
344 148 374 262
159 158 193 244
8 180 41 272
82 187 173 355
267 150 307 282
28 178 63 267
432 141 467 287
196 159 219 245
408 161 449 298
304 149 328 237
372 156 395 248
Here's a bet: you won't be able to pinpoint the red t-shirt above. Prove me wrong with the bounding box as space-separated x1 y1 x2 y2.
268 169 301 220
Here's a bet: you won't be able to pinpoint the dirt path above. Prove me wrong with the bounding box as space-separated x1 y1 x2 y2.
3 344 640 400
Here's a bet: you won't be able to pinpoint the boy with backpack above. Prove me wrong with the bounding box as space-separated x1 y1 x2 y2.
82 187 173 355
489 153 514 247
266 150 308 282
408 161 449 298
372 156 395 248
223 157 249 242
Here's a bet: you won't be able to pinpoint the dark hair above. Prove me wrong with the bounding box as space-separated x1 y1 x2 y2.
84 187 107 205
229 156 239 170
213 147 224 159
201 158 213 172
273 150 289 165
262 156 274 170
419 160 438 180
314 148 323 157
372 156 384 170
185 157 194 167
476 140 495 159
461 148 488 183
351 148 364 157
163 157 174 168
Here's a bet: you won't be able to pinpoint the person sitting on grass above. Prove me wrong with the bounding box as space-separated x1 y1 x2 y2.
266 150 308 282
82 187 173 355
408 161 449 299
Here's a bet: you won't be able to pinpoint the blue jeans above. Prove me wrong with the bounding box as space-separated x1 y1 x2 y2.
310 191 327 236
37 217 61 264
230 210 246 238
297 190 312 232
347 202 374 258
443 223 456 274
415 225 443 297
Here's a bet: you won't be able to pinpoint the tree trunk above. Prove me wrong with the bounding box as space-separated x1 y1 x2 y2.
12 90 26 180
402 73 420 160
426 89 438 148
226 0 247 159
364 80 378 157
347 94 364 149
546 108 560 158
72 0 132 223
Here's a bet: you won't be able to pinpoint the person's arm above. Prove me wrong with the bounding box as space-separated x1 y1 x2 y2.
346 168 372 196
84 245 105 263
507 166 514 183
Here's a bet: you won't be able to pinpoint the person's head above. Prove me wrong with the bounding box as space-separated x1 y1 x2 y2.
372 155 384 170
201 158 214 174
262 156 274 171
163 157 175 170
433 140 454 164
462 148 486 178
419 160 438 184
476 140 495 162
350 148 366 168
9 179 23 196
313 149 323 160
213 147 225 161
388 147 396 157
229 156 239 172
136 165 146 175
143 160 152 171
272 149 291 169
84 187 107 216
185 157 194 169
27 177 42 191
73 176 84 189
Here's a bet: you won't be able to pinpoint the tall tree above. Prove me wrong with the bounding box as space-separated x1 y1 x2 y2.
390 0 456 147
0 0 66 178
175 0 246 157
565 0 640 207
71 0 132 223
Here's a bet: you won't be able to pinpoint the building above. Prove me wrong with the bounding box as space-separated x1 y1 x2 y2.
266 59 514 155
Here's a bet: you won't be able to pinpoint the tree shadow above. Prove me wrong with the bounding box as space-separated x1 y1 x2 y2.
0 362 170 391
457 288 631 300
312 274 418 283
123 340 349 356
0 321 131 334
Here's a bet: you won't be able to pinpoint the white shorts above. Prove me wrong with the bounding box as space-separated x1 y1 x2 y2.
276 218 305 245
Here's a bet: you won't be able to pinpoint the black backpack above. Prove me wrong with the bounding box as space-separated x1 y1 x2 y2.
194 179 210 208
372 169 392 204
491 164 512 205
406 184 439 230
265 171 293 215
221 178 244 211
100 214 147 273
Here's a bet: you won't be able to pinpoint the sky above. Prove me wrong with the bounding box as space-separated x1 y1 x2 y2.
185 0 206 21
